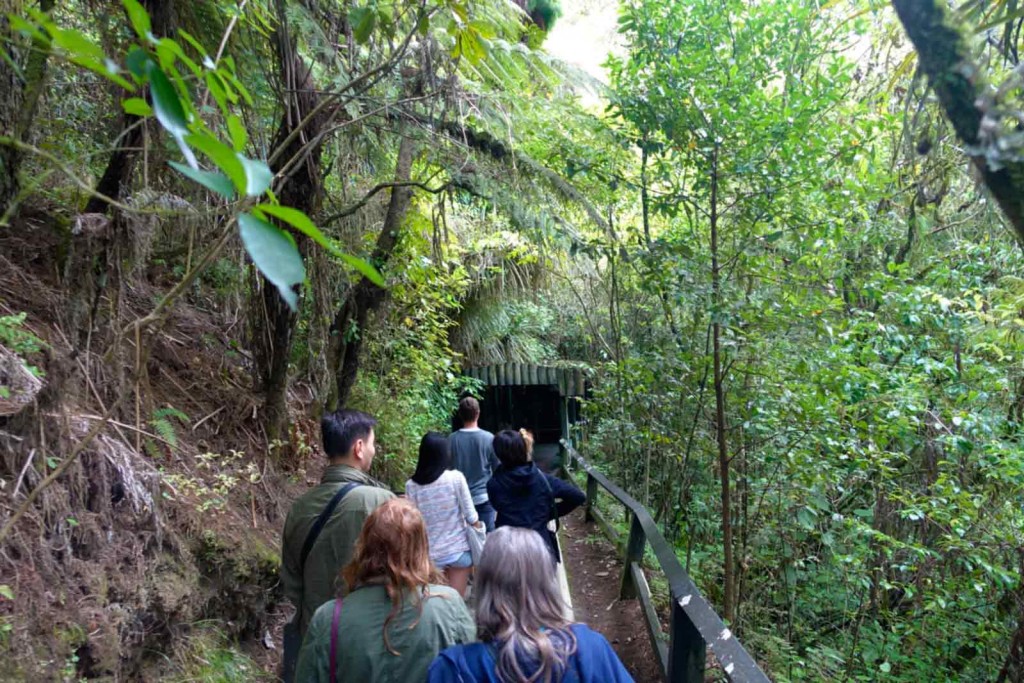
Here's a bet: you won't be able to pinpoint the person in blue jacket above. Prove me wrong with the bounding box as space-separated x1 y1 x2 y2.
486 429 585 564
427 526 634 683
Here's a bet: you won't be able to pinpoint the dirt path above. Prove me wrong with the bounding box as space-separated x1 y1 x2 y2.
561 509 664 682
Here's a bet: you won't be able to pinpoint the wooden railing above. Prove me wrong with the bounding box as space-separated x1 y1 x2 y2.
562 442 771 683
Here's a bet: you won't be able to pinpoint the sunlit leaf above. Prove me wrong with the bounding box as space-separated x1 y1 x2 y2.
122 97 152 117
52 27 104 62
226 114 247 151
123 0 152 41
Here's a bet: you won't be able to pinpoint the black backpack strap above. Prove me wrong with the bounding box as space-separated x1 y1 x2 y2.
299 482 361 572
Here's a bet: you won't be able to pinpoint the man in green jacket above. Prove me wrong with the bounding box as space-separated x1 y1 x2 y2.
280 409 395 678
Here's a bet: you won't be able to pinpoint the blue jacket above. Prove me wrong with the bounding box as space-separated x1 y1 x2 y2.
426 624 634 683
486 463 585 563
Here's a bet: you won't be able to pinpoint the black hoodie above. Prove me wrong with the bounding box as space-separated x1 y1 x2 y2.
486 462 586 563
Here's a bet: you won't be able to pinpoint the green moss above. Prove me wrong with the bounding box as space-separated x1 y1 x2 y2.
168 626 275 683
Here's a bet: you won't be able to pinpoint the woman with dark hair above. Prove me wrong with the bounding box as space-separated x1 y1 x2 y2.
406 432 482 596
295 498 475 683
427 527 633 682
487 429 585 565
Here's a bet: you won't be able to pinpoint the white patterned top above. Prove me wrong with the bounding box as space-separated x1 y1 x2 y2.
405 469 479 563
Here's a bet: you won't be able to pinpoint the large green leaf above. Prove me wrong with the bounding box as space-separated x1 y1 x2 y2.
454 26 487 65
123 0 151 41
238 214 305 310
255 203 386 286
226 114 247 151
350 7 377 44
186 134 245 191
168 161 235 199
239 156 273 196
122 97 152 117
145 61 188 137
126 46 150 77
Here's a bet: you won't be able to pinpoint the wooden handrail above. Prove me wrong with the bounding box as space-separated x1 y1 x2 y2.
561 441 771 683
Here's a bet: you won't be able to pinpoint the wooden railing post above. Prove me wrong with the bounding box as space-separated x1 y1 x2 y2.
668 597 705 683
584 472 598 522
565 443 770 683
620 512 646 600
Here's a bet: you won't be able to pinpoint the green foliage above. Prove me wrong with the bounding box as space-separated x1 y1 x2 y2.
0 313 45 358
167 624 274 682
348 200 481 486
162 449 250 514
527 0 562 32
570 0 1024 679
0 313 46 387
11 0 383 310
147 406 189 458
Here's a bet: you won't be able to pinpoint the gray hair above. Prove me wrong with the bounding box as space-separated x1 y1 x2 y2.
475 527 577 683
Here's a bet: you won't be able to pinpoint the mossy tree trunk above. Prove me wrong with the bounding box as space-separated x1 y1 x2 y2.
326 134 416 410
1 0 54 219
85 0 173 215
0 10 19 216
255 0 325 444
892 0 1024 241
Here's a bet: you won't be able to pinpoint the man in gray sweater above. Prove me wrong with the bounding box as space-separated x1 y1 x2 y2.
449 396 499 531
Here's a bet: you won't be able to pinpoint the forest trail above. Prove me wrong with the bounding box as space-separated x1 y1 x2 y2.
561 509 664 682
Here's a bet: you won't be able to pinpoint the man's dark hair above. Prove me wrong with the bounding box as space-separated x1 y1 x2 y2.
321 409 377 459
493 429 529 467
457 396 481 425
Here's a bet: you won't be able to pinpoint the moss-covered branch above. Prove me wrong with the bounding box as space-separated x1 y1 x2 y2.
422 116 612 234
892 0 1024 240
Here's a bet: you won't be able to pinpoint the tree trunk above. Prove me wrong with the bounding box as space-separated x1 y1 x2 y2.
891 0 1024 241
0 0 55 218
326 134 416 410
710 147 735 623
84 0 173 215
255 0 325 443
0 11 20 216
83 117 143 214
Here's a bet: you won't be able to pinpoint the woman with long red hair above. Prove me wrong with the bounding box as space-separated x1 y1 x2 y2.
295 498 476 683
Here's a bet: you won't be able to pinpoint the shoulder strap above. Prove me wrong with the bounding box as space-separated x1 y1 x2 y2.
536 471 560 531
329 597 343 683
300 482 361 573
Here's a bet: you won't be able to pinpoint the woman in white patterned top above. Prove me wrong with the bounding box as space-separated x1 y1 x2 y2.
405 432 482 596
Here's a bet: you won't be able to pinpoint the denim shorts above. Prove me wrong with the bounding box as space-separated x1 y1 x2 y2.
436 550 472 569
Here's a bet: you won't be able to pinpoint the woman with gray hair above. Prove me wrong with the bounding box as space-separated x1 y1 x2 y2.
426 527 633 683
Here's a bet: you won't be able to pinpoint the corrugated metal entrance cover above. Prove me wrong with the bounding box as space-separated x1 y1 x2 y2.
463 364 588 397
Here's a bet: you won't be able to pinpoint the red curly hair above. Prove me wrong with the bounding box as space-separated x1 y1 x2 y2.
342 498 446 655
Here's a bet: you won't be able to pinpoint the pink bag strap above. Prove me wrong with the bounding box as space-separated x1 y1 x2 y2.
329 597 343 683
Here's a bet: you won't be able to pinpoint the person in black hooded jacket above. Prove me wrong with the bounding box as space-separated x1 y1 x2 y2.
486 429 585 564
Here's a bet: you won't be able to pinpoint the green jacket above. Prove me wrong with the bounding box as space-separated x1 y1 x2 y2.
281 464 395 634
295 584 476 683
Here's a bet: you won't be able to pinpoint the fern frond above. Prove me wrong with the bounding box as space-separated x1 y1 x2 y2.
153 406 190 424
151 417 179 448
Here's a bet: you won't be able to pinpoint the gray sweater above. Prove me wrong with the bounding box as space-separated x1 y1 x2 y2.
448 428 498 504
